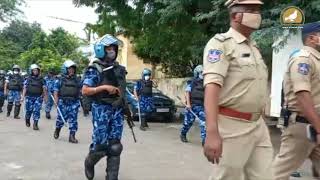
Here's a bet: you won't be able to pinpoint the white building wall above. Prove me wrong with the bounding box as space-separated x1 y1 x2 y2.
270 30 303 117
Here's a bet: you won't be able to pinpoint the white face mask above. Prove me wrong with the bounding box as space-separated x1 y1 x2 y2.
106 50 116 60
241 13 262 29
198 74 203 80
13 71 19 74
144 76 150 80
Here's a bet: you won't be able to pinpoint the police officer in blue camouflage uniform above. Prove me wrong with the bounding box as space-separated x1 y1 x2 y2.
44 70 56 119
82 34 127 180
0 70 6 113
5 65 24 119
134 68 154 131
180 65 206 145
21 64 47 130
53 60 81 144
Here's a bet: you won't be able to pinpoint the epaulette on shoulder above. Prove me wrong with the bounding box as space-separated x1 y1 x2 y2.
290 49 310 59
213 33 231 42
287 49 311 68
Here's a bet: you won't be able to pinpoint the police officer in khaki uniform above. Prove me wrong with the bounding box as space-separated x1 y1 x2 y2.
272 22 320 180
203 0 273 179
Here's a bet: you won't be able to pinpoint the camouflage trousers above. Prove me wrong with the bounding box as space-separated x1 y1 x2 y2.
45 92 54 113
8 90 21 105
89 103 124 151
56 99 80 133
181 105 206 142
0 91 5 108
139 96 153 119
25 96 43 122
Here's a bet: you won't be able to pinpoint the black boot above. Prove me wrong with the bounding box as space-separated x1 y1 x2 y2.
312 164 319 178
84 110 89 117
202 140 205 147
7 103 13 117
45 112 51 119
0 97 4 113
84 151 106 180
69 132 79 144
25 118 31 127
33 121 39 130
144 113 151 129
54 128 61 139
140 118 146 131
14 104 21 119
106 156 121 180
144 118 149 128
180 134 188 143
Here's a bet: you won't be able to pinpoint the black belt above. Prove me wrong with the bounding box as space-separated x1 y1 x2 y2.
296 115 310 124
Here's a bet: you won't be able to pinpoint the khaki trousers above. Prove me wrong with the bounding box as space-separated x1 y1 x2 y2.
273 123 320 180
209 117 274 180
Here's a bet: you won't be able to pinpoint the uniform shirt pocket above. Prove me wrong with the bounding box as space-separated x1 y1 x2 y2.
236 57 256 80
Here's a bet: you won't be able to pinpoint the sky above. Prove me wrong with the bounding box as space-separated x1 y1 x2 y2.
1 0 98 39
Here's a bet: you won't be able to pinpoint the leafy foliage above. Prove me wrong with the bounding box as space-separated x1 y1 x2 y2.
0 20 87 73
0 0 23 22
76 0 320 77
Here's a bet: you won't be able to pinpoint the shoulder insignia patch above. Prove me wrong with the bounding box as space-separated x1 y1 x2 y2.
207 49 223 63
297 63 310 75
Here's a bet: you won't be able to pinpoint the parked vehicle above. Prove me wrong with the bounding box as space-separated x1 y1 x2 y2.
126 81 177 122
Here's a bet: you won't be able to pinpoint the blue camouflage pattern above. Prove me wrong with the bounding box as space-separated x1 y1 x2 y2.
44 76 55 113
139 96 154 113
90 103 124 150
23 77 45 122
181 105 206 142
6 75 23 105
54 76 80 133
0 90 4 97
25 96 43 122
8 90 21 105
185 80 192 92
56 99 80 132
134 81 154 114
83 65 125 151
181 79 206 142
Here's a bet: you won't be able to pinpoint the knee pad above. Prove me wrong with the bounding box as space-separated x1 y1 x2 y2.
107 140 123 156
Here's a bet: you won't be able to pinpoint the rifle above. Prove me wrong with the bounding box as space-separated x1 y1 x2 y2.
99 63 137 143
112 91 137 143
123 105 137 143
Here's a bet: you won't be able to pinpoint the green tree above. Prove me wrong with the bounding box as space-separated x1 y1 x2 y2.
18 27 87 73
0 36 23 69
47 27 80 57
0 0 23 22
0 19 87 73
0 20 43 70
1 20 42 51
19 48 63 72
76 0 320 77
